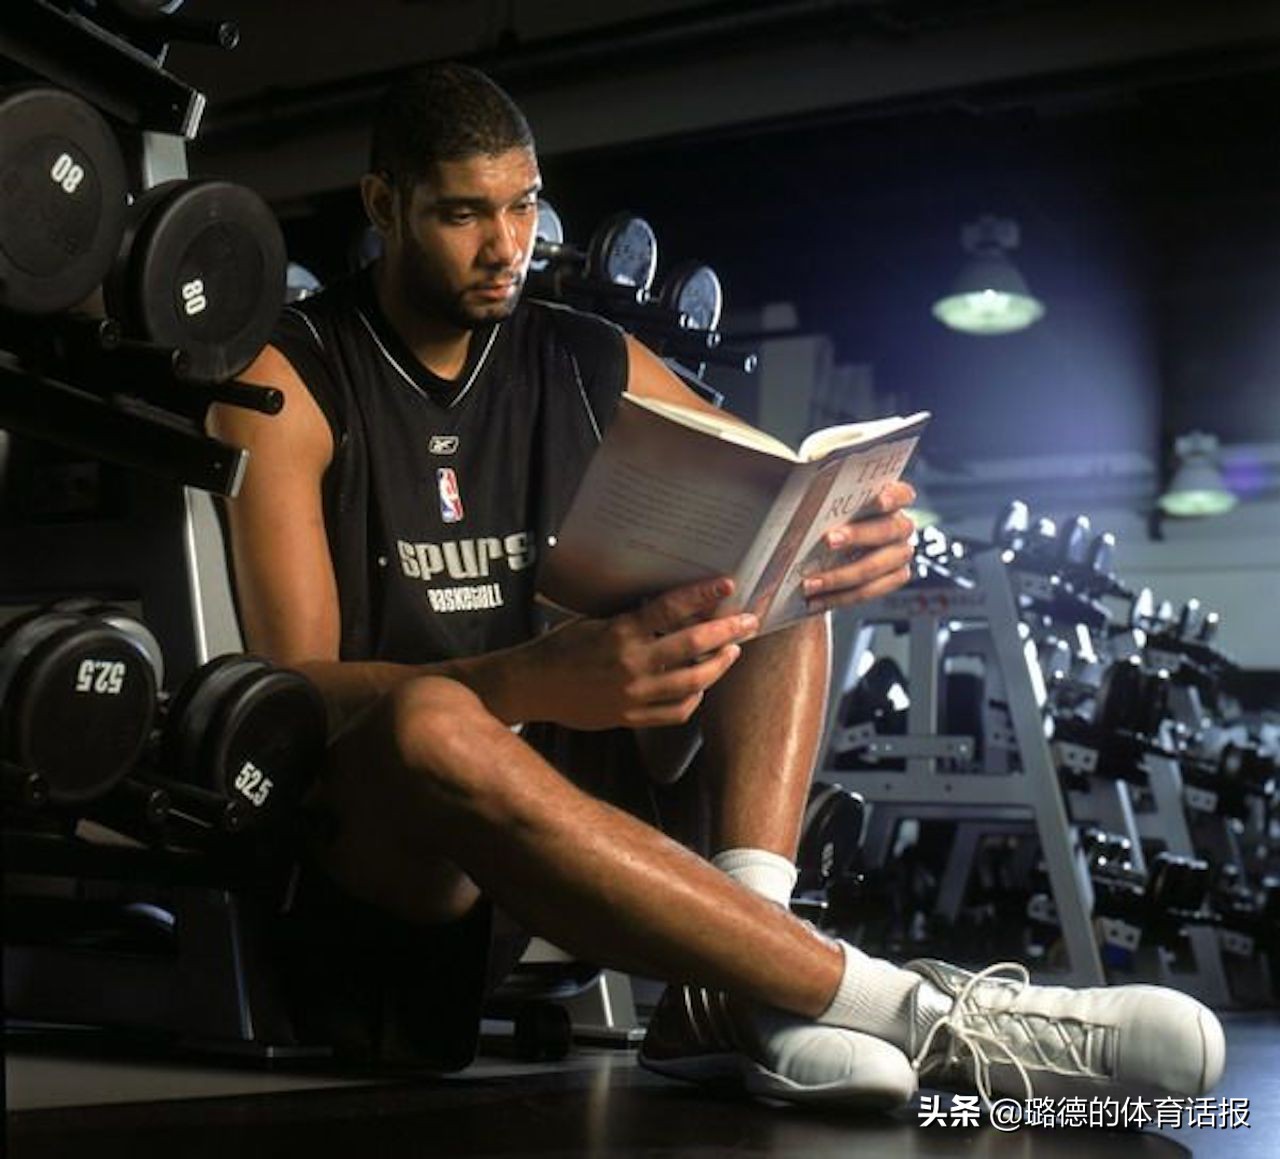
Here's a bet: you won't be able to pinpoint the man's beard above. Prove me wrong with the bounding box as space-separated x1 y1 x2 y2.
398 241 523 331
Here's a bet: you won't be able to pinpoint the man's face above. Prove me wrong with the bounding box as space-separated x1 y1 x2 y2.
387 147 541 330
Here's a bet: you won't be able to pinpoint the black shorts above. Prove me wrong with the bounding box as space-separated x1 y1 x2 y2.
273 856 527 1070
272 723 707 1066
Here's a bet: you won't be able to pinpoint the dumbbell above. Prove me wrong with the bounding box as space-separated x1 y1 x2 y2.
586 211 659 294
992 499 1031 554
1078 826 1137 878
834 657 910 765
529 199 570 274
656 262 724 334
142 653 327 839
1061 525 1131 602
916 524 965 566
286 261 322 303
1182 742 1279 820
528 206 643 299
0 86 128 317
1144 851 1211 918
0 605 159 808
48 597 165 684
993 502 1063 572
796 781 866 894
1058 514 1091 569
104 179 287 383
1093 657 1170 741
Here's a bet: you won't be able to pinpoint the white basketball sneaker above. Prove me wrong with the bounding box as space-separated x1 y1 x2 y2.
904 959 1226 1102
639 983 917 1109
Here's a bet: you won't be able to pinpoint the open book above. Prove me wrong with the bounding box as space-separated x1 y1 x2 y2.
537 393 930 632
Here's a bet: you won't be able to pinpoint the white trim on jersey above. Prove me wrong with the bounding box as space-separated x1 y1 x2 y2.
283 305 326 351
567 353 603 444
356 308 502 410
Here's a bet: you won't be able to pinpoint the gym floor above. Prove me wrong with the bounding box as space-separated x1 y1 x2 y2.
6 1012 1278 1157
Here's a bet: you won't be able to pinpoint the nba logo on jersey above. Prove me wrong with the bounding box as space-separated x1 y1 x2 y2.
437 467 465 523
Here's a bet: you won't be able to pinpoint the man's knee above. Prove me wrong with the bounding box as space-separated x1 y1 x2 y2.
385 675 486 765
381 675 515 816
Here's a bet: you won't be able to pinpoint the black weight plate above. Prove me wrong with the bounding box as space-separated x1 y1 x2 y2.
120 180 286 382
659 262 723 332
587 212 658 291
48 599 165 688
1177 599 1204 641
1093 658 1144 735
0 611 84 706
1129 586 1154 629
797 782 866 890
0 87 128 316
529 200 564 273
1060 515 1090 565
992 500 1029 548
285 261 322 303
162 653 268 782
204 667 326 825
3 621 156 804
1086 531 1115 576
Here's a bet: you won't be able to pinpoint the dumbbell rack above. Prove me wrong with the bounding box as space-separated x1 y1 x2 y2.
2 12 304 1061
823 545 1259 1001
823 548 1108 985
1041 734 1234 1005
3 826 307 1054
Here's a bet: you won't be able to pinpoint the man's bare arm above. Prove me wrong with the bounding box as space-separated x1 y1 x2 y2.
207 343 755 735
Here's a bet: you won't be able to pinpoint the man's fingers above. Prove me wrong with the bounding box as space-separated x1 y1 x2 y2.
806 563 913 613
825 510 915 551
625 692 706 729
649 612 758 669
876 480 916 513
632 575 734 636
629 644 742 705
803 540 915 600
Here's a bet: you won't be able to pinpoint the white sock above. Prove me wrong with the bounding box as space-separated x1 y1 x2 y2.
817 941 949 1051
712 847 797 908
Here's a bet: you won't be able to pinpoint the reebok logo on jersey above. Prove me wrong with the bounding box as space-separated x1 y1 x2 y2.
429 435 459 455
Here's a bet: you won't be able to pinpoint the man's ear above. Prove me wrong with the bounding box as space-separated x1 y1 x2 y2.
360 172 398 239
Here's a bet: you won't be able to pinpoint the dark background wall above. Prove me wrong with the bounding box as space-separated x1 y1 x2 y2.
172 0 1280 469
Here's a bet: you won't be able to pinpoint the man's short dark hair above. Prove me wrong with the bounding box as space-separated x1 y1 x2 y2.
369 63 534 193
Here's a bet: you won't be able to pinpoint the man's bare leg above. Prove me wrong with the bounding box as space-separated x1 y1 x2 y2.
701 615 829 857
315 675 844 1018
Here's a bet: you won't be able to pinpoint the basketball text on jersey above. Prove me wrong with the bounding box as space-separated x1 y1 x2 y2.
397 532 536 614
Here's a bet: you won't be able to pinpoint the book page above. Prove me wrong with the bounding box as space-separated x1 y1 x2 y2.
799 410 931 462
538 397 793 616
739 430 922 631
623 393 800 460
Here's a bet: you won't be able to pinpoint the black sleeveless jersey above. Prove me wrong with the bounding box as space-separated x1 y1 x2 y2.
268 272 627 664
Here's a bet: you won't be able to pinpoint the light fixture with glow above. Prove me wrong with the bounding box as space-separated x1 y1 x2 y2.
1158 431 1238 517
932 215 1046 336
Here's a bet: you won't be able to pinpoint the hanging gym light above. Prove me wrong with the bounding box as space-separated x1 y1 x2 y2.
1158 431 1238 517
932 215 1045 336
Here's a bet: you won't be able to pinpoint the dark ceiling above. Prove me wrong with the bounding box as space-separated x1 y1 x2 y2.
168 0 1280 462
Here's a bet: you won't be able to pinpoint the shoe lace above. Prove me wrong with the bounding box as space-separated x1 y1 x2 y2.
910 962 1103 1108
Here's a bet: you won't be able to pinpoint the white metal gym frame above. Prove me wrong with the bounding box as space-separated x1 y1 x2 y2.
823 545 1260 1001
823 548 1108 986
